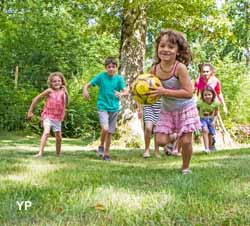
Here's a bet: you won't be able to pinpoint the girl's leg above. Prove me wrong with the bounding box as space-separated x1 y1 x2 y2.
37 123 51 157
202 128 210 152
155 133 171 155
55 131 62 156
180 132 193 170
144 122 153 156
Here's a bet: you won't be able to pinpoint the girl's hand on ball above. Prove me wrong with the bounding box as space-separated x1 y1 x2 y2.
150 86 166 97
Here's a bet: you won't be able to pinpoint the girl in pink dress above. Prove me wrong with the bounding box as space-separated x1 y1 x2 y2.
27 72 68 157
150 29 201 175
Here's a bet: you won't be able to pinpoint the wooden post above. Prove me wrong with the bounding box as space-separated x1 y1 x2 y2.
14 65 19 89
216 112 234 146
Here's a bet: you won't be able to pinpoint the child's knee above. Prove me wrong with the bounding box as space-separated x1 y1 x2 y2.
102 126 109 133
155 134 168 146
55 133 62 140
181 134 192 146
42 131 50 137
202 127 209 134
145 126 152 134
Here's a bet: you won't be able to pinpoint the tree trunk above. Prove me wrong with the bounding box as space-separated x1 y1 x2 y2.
117 1 147 146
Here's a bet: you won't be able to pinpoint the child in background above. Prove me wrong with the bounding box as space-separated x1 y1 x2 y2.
137 99 161 158
150 29 201 175
164 133 181 156
27 72 68 157
83 57 128 161
197 86 219 153
194 63 227 114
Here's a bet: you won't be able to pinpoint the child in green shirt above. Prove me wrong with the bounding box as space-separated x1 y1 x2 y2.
197 86 219 153
83 57 128 161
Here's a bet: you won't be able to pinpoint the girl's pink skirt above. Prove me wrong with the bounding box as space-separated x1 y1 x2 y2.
154 105 201 137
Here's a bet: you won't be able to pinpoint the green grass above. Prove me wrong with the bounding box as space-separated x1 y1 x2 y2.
0 133 250 225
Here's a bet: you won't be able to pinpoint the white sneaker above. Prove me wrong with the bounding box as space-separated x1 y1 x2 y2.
182 168 192 175
203 148 210 154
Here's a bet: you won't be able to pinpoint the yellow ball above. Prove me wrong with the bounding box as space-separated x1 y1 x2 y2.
131 73 162 105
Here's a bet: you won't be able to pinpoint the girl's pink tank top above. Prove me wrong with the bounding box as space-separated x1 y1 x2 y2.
41 89 66 122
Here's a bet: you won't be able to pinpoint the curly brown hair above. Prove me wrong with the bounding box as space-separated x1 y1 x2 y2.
47 72 66 88
155 29 192 66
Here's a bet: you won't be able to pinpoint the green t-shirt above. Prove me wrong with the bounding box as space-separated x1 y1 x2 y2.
197 100 219 118
90 72 126 112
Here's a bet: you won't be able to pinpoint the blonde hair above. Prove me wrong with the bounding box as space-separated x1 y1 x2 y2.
47 72 66 88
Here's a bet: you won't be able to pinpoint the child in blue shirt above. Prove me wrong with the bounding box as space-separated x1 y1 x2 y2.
83 57 128 161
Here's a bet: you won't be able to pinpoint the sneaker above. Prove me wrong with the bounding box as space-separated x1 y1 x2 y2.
34 153 42 158
210 145 216 151
103 155 111 161
203 148 210 154
172 149 180 156
164 144 173 156
182 168 192 175
143 152 150 158
97 146 104 157
212 136 216 146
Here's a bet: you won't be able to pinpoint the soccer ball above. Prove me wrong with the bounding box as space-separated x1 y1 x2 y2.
131 73 162 105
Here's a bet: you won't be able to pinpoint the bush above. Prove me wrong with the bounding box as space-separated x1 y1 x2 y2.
62 71 101 139
0 76 37 131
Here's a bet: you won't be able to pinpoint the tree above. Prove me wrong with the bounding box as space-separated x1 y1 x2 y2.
227 0 250 67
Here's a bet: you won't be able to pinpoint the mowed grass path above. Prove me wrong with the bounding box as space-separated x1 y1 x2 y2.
0 133 250 226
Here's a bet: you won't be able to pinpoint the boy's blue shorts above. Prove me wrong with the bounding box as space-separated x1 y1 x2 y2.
200 117 216 136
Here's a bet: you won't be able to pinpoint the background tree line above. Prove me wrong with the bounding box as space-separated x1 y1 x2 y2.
0 0 249 142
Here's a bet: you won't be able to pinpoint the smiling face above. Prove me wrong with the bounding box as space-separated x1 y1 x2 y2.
202 90 214 104
157 35 179 62
106 63 117 76
50 75 62 90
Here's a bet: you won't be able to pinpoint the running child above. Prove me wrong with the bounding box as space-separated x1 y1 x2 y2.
27 72 68 157
197 86 219 153
150 29 201 175
83 57 128 161
137 99 161 158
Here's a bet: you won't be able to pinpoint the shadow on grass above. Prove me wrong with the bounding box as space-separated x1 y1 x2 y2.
1 136 250 225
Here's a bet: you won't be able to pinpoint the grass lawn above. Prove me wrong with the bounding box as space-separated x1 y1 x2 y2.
0 132 250 226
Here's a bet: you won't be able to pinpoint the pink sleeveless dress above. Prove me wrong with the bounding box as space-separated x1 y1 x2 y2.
41 89 66 122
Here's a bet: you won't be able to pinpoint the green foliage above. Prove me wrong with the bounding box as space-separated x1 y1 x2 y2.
0 0 249 141
0 1 119 137
63 71 100 138
0 76 37 131
216 61 249 119
0 0 119 89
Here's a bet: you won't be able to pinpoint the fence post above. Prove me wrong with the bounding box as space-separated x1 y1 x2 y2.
14 65 19 89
